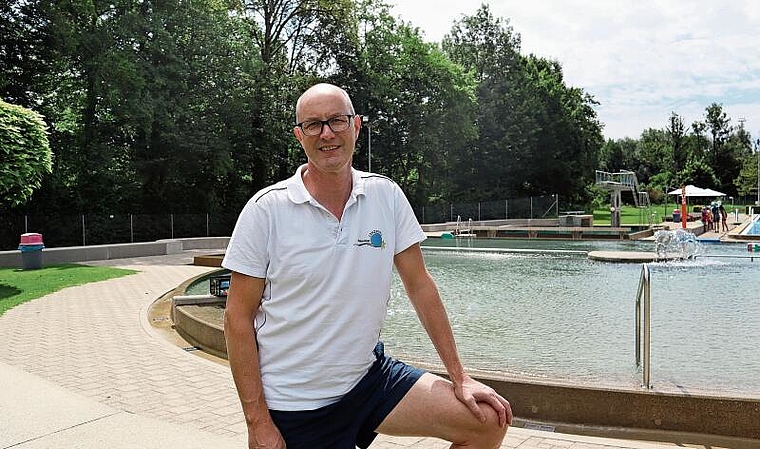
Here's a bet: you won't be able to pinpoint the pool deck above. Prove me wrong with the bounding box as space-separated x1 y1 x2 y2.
0 250 743 449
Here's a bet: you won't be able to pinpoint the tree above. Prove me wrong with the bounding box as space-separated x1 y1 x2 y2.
331 2 478 205
599 138 637 172
690 120 708 159
18 0 274 214
0 100 52 207
523 56 602 198
242 0 354 73
442 5 602 202
443 5 532 199
233 0 360 192
703 103 741 194
634 128 671 184
666 112 687 175
0 0 56 107
126 0 265 213
733 140 759 199
704 103 731 166
442 4 521 84
678 156 719 189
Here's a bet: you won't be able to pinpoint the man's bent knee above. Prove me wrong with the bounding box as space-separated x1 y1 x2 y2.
452 402 508 448
377 373 508 448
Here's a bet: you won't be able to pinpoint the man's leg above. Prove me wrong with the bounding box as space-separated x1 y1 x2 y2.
376 372 507 448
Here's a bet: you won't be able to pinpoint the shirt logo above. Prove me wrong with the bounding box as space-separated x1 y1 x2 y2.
355 230 386 249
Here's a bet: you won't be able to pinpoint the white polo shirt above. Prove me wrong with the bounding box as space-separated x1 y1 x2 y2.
222 165 426 410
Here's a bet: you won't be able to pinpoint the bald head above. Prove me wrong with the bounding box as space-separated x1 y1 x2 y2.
295 83 355 123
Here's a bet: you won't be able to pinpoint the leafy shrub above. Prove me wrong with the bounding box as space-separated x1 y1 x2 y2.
0 100 52 207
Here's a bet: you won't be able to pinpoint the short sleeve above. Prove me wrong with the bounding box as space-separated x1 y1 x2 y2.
222 197 270 278
392 184 426 255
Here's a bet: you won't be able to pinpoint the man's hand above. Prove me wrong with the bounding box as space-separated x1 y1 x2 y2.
453 374 513 427
248 420 286 449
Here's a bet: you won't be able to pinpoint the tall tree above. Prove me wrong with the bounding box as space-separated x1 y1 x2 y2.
704 103 731 166
127 0 263 213
242 0 353 72
703 102 738 193
599 138 637 172
330 2 478 205
522 56 602 198
733 140 759 200
0 0 55 107
443 4 530 199
237 0 359 187
633 128 670 185
442 5 602 202
666 112 687 176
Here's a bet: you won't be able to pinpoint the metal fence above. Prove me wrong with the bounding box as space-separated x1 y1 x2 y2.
415 195 561 224
1 213 240 251
1 195 567 251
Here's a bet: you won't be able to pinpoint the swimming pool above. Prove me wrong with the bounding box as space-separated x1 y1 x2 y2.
382 238 760 398
741 214 760 235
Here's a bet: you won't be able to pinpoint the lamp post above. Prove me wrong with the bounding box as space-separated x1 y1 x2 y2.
362 115 372 172
756 138 759 206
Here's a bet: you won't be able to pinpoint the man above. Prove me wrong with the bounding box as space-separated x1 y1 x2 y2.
719 203 729 232
711 202 720 232
223 83 512 449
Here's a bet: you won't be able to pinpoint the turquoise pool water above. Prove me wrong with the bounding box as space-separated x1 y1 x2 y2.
382 238 760 398
741 214 760 235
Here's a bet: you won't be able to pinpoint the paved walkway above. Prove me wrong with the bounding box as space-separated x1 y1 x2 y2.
0 251 699 448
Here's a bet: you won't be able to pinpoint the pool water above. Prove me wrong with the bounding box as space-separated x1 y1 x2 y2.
381 238 760 398
741 214 760 235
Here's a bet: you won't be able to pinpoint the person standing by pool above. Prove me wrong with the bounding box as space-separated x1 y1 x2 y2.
222 83 512 449
711 202 720 233
720 203 729 232
701 205 709 232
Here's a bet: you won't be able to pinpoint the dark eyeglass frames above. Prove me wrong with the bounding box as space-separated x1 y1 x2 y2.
296 114 355 136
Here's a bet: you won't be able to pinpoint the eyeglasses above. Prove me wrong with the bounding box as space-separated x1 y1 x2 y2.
296 114 354 136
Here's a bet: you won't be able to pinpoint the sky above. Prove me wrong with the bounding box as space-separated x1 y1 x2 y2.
389 1 760 142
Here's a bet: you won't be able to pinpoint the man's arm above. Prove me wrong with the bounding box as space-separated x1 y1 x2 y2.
393 243 512 427
224 271 285 448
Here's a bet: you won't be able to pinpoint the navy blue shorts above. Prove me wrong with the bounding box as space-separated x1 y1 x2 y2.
269 342 425 449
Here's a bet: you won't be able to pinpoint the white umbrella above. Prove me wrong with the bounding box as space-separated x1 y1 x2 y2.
700 187 726 197
667 185 724 197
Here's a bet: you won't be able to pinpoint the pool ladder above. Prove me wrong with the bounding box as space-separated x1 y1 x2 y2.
635 264 652 389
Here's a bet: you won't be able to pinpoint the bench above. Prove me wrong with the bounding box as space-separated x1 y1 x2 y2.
559 210 585 215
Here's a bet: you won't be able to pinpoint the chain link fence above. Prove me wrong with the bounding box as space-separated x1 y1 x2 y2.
1 195 570 250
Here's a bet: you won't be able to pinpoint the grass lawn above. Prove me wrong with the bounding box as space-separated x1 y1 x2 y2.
0 264 136 316
593 202 754 226
592 205 661 226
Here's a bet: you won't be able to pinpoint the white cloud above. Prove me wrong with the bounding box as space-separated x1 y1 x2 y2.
389 0 760 140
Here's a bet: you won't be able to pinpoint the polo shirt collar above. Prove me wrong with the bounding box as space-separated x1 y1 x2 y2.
286 164 366 205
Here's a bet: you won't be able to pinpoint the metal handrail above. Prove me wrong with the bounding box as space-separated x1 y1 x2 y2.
635 263 652 388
